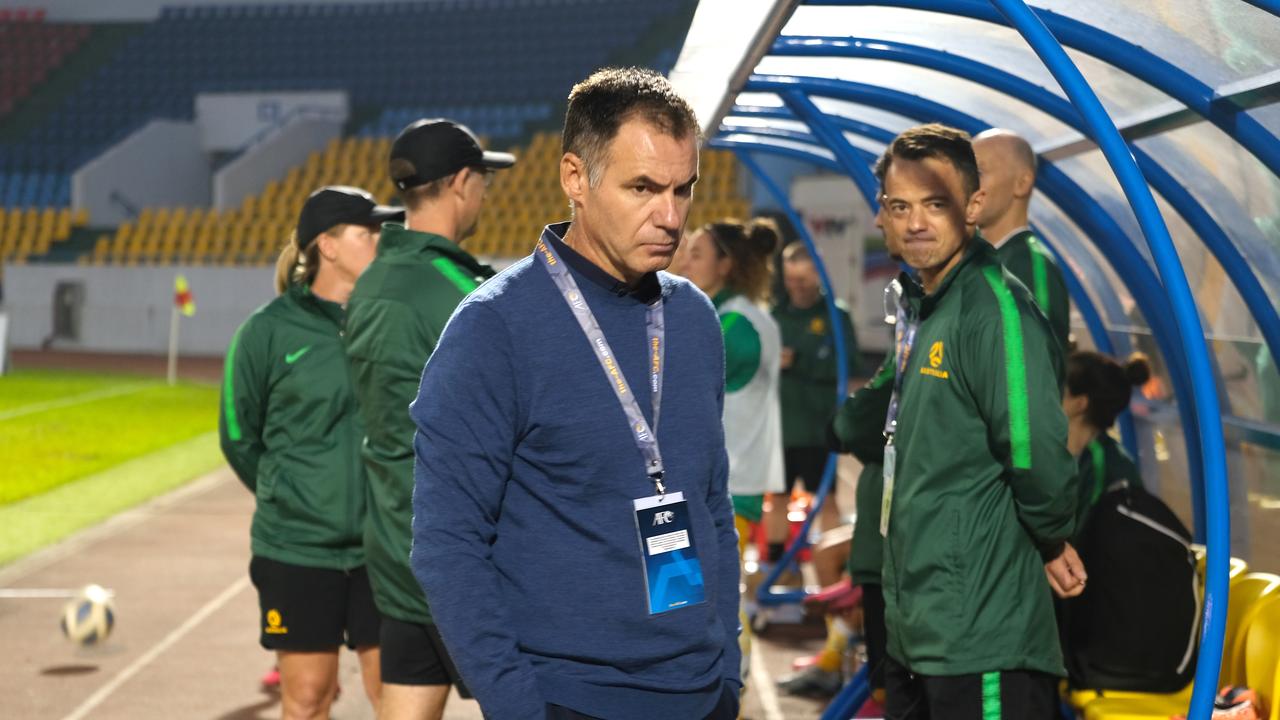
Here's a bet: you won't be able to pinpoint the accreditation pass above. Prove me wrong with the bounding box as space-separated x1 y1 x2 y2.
633 491 707 615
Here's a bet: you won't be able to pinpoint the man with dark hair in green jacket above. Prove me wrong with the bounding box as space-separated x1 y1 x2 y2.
345 119 514 720
874 124 1084 719
973 128 1071 354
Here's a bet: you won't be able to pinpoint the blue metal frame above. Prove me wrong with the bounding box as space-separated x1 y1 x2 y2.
807 0 1280 181
820 663 872 720
717 121 1118 355
783 91 883 203
1242 0 1280 17
727 104 1135 340
987 4 1227 716
719 123 881 204
742 74 1209 529
769 34 1280 383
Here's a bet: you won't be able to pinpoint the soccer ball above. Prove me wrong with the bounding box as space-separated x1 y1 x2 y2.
60 584 115 645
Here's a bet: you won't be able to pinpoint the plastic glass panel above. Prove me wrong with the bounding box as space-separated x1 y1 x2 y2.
721 114 892 159
1252 104 1280 142
810 97 919 136
1133 408 1194 537
754 55 1074 143
1031 0 1280 85
1232 438 1280 571
1052 151 1275 425
779 6 1173 116
1050 153 1149 263
1133 127 1280 298
734 92 785 109
717 132 837 162
719 116 812 135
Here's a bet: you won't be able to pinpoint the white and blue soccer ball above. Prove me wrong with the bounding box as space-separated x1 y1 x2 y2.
60 584 115 645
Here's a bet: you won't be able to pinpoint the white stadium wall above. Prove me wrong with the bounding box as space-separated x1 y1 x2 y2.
213 116 346 211
3 265 274 355
72 120 211 227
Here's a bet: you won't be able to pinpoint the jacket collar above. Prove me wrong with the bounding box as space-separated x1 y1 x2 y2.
377 222 492 276
899 234 988 317
286 283 345 327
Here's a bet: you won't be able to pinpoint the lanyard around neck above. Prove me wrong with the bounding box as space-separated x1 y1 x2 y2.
535 238 668 495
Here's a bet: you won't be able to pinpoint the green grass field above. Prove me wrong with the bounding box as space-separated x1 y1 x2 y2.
0 369 224 565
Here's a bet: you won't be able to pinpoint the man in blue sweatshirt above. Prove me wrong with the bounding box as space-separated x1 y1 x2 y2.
409 67 741 719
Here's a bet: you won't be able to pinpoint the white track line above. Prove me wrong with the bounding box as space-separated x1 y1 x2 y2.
749 636 786 720
59 575 251 720
0 383 154 422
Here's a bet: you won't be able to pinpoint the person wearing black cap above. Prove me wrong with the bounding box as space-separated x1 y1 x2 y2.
344 119 514 719
220 186 401 720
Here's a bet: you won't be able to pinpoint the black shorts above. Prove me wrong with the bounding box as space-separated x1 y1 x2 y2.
379 616 471 696
248 555 381 652
884 656 1059 720
784 446 833 494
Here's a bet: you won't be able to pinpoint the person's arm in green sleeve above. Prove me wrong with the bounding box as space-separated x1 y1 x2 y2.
969 268 1078 559
830 355 893 462
219 320 268 490
345 297 428 463
721 311 761 393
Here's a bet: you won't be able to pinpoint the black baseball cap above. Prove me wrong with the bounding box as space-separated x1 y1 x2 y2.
389 118 516 191
296 186 403 249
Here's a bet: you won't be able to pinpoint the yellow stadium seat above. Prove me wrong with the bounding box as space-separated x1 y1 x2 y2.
96 128 751 265
1242 593 1280 718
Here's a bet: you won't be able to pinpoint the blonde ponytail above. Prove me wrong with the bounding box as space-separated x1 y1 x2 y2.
273 230 321 294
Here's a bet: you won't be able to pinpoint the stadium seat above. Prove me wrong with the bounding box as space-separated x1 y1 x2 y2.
1241 593 1280 719
88 100 749 265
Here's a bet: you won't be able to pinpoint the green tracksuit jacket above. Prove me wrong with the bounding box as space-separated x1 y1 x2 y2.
996 230 1070 353
345 223 494 625
884 240 1077 677
772 298 859 448
831 357 894 586
219 283 366 570
1073 433 1142 538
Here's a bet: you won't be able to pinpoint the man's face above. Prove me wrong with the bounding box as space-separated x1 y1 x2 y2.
881 155 983 276
569 118 699 280
972 137 1015 228
783 257 821 308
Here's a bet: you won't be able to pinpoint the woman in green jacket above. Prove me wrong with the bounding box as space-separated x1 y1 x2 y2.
1063 350 1151 533
220 186 400 720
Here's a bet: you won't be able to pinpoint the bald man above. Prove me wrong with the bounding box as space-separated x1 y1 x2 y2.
973 129 1071 353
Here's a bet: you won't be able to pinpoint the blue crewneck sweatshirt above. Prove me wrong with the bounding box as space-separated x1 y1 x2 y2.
410 222 741 720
